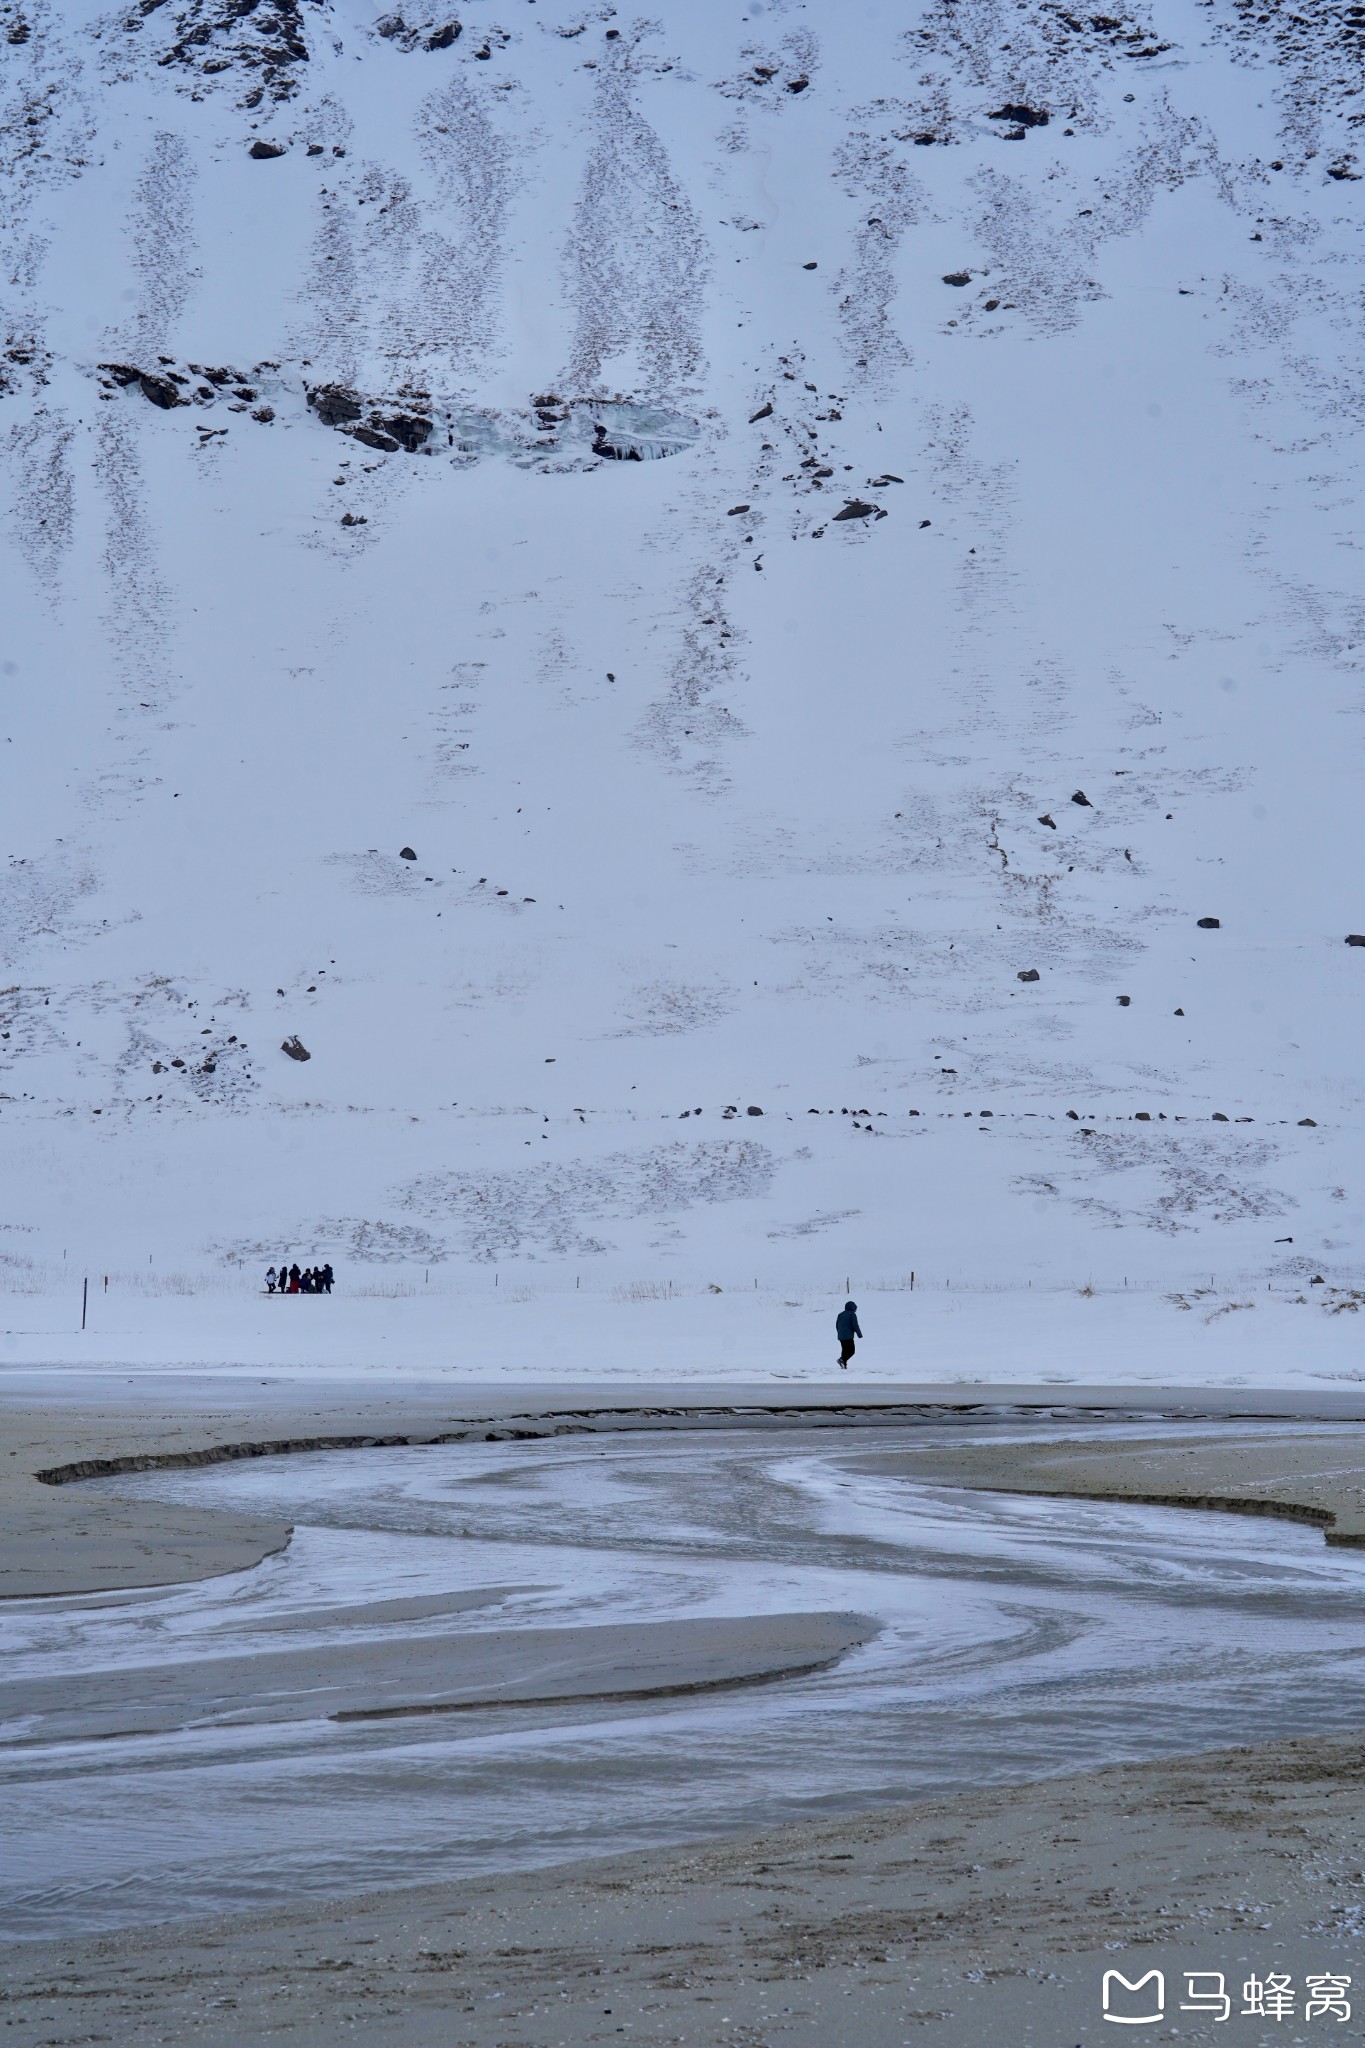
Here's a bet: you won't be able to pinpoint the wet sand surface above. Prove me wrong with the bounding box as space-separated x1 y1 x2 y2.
8 1383 1365 2044
860 1430 1365 1544
4 1730 1365 2046
3 1609 875 1740
8 1376 1365 1597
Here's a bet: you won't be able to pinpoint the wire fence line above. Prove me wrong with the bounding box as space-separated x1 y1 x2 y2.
0 1264 1351 1306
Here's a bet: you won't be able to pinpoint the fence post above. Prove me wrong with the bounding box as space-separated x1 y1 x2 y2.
81 1277 88 1331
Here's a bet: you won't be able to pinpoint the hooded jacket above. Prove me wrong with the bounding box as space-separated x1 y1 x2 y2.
835 1302 861 1342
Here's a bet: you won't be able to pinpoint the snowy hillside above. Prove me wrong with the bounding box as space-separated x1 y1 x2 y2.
2 0 1364 1368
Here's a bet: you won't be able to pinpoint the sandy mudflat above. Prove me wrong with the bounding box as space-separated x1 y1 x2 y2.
0 1382 941 1597
9 1385 1365 2043
1 1609 876 1740
9 1376 1365 1597
860 1427 1365 1544
4 1729 1365 2046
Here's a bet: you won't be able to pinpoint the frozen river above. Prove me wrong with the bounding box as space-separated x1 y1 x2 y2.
5 1420 1365 1940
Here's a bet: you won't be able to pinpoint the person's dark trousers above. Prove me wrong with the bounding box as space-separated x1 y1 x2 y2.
839 1339 855 1366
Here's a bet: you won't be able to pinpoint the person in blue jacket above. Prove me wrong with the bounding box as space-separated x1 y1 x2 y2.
836 1300 862 1369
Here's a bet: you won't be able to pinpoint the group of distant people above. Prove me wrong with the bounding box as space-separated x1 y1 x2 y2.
266 1262 334 1295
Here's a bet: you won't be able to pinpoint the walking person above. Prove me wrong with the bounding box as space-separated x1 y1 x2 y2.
835 1299 862 1370
288 1263 301 1294
322 1263 334 1294
265 1265 278 1294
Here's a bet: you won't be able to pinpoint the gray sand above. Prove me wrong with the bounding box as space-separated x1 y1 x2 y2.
8 1382 1365 2044
4 1729 1363 2045
9 1376 1365 1596
859 1427 1365 1543
2 1609 875 1740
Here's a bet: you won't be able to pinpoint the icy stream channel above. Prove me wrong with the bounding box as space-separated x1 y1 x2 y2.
5 1421 1365 1939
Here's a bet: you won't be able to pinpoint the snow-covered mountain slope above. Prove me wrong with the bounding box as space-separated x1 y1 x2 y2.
2 0 1363 1360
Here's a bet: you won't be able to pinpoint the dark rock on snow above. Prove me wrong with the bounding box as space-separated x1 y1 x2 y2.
139 373 186 409
399 846 417 860
308 384 363 426
1070 789 1092 807
1197 916 1221 929
833 499 878 521
942 271 972 287
281 1035 310 1061
1037 813 1056 829
1017 968 1040 982
591 423 642 461
374 411 432 452
249 140 287 159
1346 934 1365 947
988 103 1049 126
353 425 400 453
748 402 774 423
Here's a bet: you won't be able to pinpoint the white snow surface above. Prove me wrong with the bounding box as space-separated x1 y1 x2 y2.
2 0 1363 1378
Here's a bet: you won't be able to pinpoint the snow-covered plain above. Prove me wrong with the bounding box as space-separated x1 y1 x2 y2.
2 0 1363 1379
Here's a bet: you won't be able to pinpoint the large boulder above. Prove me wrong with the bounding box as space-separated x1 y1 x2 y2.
307 384 364 426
